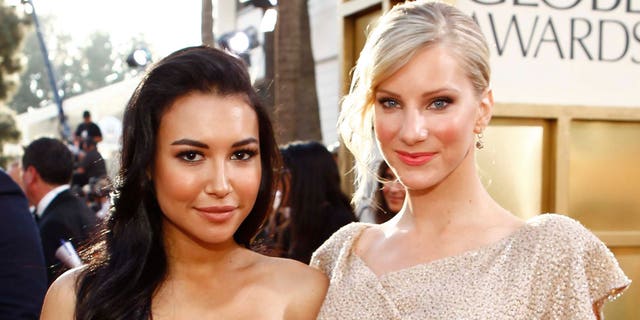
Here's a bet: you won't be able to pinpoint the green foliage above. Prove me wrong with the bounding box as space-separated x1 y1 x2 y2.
0 0 32 102
6 25 44 113
8 13 144 114
0 105 21 168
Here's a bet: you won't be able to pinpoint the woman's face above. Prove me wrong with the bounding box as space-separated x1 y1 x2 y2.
381 167 405 214
373 45 491 192
153 92 262 247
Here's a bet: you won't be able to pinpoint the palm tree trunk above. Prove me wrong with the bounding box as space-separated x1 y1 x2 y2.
274 0 322 143
201 0 215 47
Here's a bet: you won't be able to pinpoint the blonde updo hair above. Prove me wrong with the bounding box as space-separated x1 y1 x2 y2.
338 0 491 206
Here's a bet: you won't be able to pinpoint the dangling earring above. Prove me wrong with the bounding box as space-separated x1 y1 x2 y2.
475 133 484 150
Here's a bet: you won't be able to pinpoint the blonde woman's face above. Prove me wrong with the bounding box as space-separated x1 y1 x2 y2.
373 45 491 192
153 92 262 248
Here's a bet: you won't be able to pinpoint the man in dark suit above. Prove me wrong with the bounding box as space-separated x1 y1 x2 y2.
21 137 97 284
0 169 47 319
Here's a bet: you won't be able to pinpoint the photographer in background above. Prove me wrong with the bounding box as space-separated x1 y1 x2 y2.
72 138 106 189
73 110 102 151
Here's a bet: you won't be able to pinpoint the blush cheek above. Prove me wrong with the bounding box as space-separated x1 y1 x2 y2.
374 118 397 149
154 162 199 211
436 125 460 146
233 164 262 211
169 177 198 202
431 116 470 148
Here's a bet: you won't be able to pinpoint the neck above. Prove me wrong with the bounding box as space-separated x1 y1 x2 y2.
396 151 505 234
29 183 57 207
163 228 248 278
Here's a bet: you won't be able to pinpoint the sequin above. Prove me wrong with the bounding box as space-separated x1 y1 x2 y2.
310 214 631 319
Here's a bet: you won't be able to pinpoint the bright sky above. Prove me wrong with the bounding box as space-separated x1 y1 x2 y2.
30 0 202 59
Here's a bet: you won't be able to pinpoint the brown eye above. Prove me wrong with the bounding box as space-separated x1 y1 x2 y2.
231 149 258 161
178 151 203 162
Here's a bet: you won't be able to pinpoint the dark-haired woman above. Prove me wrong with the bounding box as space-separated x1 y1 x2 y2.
275 141 357 264
372 161 405 224
40 46 327 320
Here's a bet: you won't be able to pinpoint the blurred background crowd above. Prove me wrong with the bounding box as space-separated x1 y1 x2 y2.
1 0 638 318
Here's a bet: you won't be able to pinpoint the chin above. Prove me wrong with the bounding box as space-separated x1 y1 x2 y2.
403 177 439 191
195 225 242 246
198 233 237 246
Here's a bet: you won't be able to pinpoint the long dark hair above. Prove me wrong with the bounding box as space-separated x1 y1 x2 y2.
280 141 355 263
74 46 281 320
374 160 395 223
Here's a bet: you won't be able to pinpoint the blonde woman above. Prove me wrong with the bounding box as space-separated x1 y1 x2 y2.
311 1 629 319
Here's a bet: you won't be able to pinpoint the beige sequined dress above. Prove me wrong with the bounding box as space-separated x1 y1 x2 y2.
310 214 630 319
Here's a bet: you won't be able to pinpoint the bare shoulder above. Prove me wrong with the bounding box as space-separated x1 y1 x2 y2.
259 255 328 320
40 267 83 320
256 255 328 290
354 222 387 254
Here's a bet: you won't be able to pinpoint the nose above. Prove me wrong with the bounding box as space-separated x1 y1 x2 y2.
204 160 232 198
399 108 428 145
386 180 405 195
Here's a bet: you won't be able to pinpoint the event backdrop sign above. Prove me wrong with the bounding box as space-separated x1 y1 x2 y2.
457 0 639 107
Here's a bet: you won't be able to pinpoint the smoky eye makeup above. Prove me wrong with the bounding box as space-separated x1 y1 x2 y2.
376 96 401 109
176 150 204 163
428 97 453 110
231 148 259 161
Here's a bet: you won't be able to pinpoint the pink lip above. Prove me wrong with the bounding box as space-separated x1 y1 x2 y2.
195 205 236 223
396 151 436 166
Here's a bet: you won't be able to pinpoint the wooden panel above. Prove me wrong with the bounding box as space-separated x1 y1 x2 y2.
477 118 551 219
353 8 380 57
603 247 640 319
339 6 382 196
340 0 380 17
568 120 640 231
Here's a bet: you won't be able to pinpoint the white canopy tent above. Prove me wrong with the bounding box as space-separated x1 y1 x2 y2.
9 76 142 176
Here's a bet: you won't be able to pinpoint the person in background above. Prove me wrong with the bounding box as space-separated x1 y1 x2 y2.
311 1 629 319
255 166 292 258
84 176 111 220
327 141 340 165
372 160 405 224
0 169 48 319
6 159 25 191
72 138 107 188
74 110 102 151
356 160 406 224
21 137 97 285
274 141 357 264
357 160 406 224
40 46 327 320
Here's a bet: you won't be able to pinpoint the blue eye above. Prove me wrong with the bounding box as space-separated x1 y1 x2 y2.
231 149 258 161
378 98 400 109
429 98 451 110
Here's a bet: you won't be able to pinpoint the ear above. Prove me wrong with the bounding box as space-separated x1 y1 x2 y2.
23 166 37 186
474 88 493 134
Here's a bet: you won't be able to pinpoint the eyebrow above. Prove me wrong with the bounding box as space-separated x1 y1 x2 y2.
170 137 259 149
232 137 259 148
171 139 209 148
376 87 460 97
